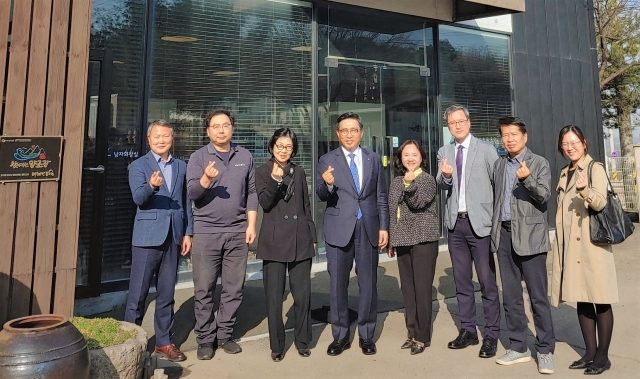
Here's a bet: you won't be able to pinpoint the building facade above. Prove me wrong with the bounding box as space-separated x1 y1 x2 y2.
0 0 603 319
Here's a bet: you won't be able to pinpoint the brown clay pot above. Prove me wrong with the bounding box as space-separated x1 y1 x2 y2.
0 314 89 379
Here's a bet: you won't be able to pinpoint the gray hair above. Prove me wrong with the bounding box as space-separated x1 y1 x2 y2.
443 105 470 121
147 119 174 136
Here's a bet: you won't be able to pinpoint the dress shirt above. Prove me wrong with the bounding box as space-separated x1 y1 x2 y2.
327 146 363 192
151 151 174 191
500 147 527 221
455 135 471 212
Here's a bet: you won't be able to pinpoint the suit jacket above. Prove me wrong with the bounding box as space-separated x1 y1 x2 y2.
436 134 498 237
490 148 551 256
255 159 317 262
129 151 193 247
316 147 389 248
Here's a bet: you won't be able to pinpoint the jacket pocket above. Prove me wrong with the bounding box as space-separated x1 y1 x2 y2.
137 211 157 220
525 215 544 224
325 207 340 216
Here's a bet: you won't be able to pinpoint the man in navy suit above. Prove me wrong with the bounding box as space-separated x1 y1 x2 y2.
125 119 193 362
316 112 389 356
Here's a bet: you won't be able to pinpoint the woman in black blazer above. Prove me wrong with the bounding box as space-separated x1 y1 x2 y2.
387 140 439 355
256 128 317 362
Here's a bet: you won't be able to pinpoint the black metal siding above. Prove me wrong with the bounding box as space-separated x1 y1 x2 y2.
511 0 603 224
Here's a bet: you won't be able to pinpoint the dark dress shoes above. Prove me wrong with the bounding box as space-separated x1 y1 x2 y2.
297 348 311 357
410 342 426 355
478 336 498 358
154 343 186 362
327 338 351 356
359 338 377 355
400 339 413 349
584 360 611 375
271 352 285 362
569 360 592 369
447 329 479 349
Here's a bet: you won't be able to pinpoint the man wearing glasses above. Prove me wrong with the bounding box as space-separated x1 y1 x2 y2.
436 105 500 359
316 112 389 356
186 109 258 360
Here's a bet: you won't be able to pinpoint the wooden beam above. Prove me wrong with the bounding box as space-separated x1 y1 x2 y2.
54 0 93 316
0 0 12 124
26 0 53 314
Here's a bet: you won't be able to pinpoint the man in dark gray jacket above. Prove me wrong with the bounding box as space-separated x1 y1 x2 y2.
187 109 258 360
491 116 555 374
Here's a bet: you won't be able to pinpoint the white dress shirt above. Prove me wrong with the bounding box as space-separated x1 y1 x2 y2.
326 146 363 192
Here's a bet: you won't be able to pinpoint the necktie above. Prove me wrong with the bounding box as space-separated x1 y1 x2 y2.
456 145 464 192
348 153 362 219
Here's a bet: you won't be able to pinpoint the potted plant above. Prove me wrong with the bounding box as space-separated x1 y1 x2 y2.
71 317 147 379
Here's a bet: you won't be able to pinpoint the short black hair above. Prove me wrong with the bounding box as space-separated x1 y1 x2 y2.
268 127 299 159
336 112 363 130
557 125 588 155
394 140 429 175
205 108 234 129
497 116 527 135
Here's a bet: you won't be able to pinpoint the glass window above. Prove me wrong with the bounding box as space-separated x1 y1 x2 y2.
438 25 512 153
149 0 313 276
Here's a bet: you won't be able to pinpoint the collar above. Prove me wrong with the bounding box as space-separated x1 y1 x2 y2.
454 134 471 150
207 142 237 155
341 145 361 159
507 147 527 163
150 151 172 163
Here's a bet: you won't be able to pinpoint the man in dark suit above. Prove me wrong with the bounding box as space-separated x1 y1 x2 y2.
125 119 193 362
316 112 389 356
491 117 555 374
436 105 500 358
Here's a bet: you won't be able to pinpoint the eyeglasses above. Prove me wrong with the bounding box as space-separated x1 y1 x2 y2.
447 119 469 127
561 141 582 149
209 123 232 131
275 144 293 152
338 128 361 137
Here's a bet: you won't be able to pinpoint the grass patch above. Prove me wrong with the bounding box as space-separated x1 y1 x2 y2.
70 317 137 350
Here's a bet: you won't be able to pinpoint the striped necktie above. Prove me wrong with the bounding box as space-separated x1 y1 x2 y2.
456 145 464 191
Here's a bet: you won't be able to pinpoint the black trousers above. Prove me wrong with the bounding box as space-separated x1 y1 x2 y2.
396 241 439 344
497 226 555 354
263 258 312 353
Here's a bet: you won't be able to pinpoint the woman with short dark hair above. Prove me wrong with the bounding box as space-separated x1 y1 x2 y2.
255 128 317 362
551 125 618 375
387 140 439 355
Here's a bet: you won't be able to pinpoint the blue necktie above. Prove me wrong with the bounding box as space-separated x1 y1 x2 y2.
348 153 362 219
456 145 464 192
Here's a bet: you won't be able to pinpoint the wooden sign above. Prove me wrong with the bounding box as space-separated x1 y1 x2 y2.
0 136 64 182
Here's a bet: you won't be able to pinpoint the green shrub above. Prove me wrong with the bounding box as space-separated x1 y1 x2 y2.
70 317 137 350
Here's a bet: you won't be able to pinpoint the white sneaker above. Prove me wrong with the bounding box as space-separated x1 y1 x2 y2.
496 349 532 365
537 352 554 374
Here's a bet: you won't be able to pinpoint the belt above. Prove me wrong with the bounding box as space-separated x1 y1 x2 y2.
501 221 512 232
457 212 468 219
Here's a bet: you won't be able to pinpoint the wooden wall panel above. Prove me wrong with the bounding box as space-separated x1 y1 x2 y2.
0 0 12 324
33 0 70 315
3 0 35 321
53 0 93 316
1 0 92 323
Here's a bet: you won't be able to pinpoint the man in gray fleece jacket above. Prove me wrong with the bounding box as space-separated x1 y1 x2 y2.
186 109 258 360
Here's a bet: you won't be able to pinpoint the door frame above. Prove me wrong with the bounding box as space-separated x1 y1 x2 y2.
75 49 113 299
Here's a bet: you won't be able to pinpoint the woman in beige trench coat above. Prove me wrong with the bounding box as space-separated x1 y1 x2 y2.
550 125 618 375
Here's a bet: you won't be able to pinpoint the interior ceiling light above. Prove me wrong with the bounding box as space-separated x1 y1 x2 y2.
291 46 321 52
213 71 239 76
161 36 198 43
113 60 125 64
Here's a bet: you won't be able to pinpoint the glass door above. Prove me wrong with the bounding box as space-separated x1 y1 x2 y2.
76 49 112 298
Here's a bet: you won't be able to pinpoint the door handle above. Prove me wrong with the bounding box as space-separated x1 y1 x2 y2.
84 165 105 174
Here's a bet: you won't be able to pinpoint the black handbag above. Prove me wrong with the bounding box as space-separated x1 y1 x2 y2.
587 161 635 245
